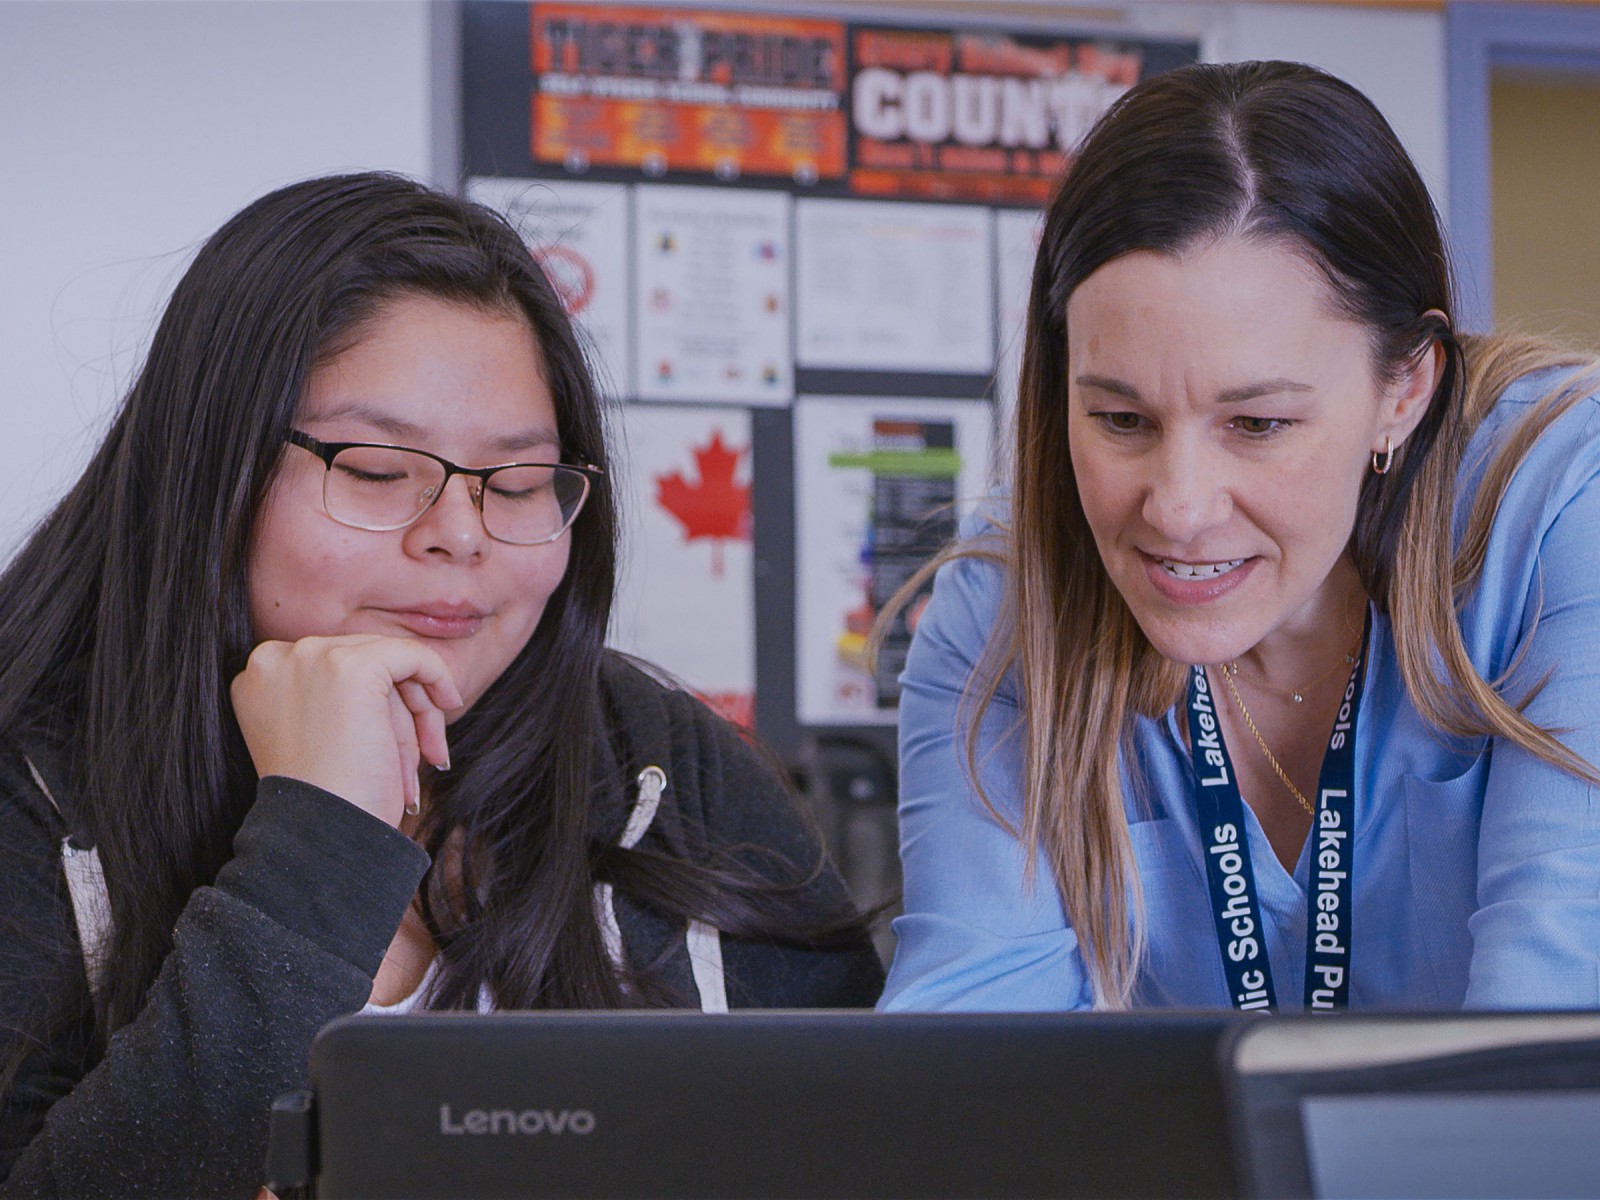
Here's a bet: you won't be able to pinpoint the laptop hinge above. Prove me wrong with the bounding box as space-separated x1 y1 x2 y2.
265 1088 317 1198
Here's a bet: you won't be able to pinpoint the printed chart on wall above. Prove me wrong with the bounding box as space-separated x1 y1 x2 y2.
796 199 994 375
467 176 633 397
794 396 991 726
611 404 756 728
634 185 793 405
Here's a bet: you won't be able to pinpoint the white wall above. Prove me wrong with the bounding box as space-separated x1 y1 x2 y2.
1123 2 1447 210
0 0 1446 560
0 0 435 555
1224 3 1447 212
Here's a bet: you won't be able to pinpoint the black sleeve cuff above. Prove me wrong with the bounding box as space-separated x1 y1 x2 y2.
211 777 432 977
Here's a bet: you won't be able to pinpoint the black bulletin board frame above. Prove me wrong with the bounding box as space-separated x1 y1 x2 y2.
457 0 1199 779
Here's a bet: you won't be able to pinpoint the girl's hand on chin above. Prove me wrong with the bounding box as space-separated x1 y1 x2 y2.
231 634 463 827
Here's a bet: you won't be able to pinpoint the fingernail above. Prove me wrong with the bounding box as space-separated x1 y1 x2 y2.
437 749 451 772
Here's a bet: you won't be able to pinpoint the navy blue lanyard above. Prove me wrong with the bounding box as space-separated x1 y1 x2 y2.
1184 623 1368 1012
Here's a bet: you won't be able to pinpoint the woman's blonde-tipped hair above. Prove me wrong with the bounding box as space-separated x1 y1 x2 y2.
926 62 1600 1007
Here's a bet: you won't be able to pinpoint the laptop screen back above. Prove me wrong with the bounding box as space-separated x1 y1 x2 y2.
1225 1013 1600 1200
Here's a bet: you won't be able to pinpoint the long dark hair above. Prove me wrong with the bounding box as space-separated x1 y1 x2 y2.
0 174 855 1060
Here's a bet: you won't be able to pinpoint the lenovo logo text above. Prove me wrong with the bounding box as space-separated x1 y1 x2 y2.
440 1105 596 1136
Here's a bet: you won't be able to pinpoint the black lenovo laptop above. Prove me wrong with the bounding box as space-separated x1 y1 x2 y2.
269 1010 1245 1199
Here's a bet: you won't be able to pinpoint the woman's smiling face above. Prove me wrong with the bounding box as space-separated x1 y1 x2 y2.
1065 237 1434 667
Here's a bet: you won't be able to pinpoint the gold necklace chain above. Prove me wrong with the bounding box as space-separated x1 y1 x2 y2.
1215 665 1315 817
1224 641 1360 704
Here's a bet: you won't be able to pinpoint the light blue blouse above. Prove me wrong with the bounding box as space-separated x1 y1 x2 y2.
881 371 1600 1012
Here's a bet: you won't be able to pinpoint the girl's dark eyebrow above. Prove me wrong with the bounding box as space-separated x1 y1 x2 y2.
1074 375 1314 404
304 402 561 456
489 429 563 457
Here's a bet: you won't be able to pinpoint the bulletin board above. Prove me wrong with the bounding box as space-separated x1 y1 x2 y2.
460 2 1198 764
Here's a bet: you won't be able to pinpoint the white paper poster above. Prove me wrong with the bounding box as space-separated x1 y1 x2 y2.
796 199 995 374
466 177 633 399
634 186 793 406
610 404 756 728
994 206 1045 452
793 395 993 726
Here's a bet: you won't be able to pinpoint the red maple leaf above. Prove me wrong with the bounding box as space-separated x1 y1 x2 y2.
655 430 751 579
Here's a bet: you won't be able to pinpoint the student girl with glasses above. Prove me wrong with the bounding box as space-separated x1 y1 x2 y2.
0 173 883 1196
879 61 1600 1015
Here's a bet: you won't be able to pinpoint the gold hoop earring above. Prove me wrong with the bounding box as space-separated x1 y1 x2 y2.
1371 436 1393 476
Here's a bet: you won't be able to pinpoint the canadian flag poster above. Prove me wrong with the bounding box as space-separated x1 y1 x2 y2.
654 429 753 580
610 405 757 728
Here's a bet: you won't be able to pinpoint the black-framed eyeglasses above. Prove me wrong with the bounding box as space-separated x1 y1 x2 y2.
287 430 602 546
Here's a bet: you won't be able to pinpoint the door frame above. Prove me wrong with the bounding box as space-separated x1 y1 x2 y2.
1447 2 1600 332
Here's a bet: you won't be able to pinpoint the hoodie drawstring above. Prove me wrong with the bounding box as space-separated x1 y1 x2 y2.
33 756 111 1001
596 765 727 1012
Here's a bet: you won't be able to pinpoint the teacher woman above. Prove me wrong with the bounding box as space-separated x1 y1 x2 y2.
880 61 1600 1012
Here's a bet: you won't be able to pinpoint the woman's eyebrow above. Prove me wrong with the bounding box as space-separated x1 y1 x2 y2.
1214 379 1314 404
1073 375 1314 404
1075 374 1142 400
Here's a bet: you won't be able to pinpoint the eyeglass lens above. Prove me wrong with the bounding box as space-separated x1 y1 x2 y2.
322 445 587 544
